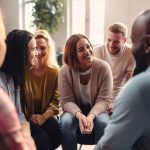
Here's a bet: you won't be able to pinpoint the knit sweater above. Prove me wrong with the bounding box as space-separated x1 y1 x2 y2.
58 58 113 116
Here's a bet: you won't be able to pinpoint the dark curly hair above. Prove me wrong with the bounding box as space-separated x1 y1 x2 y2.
0 29 33 114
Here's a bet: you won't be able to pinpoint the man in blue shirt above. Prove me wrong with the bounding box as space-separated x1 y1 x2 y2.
95 9 150 150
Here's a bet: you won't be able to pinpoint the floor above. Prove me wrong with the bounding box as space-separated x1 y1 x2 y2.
56 144 95 150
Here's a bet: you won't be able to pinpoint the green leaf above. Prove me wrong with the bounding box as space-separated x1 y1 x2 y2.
32 0 64 35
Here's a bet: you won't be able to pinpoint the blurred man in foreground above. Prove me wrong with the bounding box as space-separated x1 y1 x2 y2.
95 9 150 150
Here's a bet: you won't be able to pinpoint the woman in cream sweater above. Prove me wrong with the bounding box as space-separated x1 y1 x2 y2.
58 34 113 150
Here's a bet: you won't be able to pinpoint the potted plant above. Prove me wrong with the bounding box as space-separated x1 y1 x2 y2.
32 0 64 35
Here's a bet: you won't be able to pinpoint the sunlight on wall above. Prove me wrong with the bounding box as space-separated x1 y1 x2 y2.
23 0 105 46
90 0 105 45
23 1 35 33
68 0 105 46
71 0 86 34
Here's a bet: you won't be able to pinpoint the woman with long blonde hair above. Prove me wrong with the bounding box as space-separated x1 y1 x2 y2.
24 29 61 150
34 29 58 68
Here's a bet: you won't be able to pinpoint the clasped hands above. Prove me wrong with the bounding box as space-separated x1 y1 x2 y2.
76 112 95 135
31 114 46 126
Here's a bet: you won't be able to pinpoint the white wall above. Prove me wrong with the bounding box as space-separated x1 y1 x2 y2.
53 0 67 52
130 0 150 23
104 0 150 43
0 0 23 33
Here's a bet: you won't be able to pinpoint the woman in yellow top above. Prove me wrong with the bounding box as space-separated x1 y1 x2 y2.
25 30 61 150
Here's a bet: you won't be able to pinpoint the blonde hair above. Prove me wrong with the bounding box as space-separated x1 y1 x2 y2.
34 29 58 68
108 22 128 37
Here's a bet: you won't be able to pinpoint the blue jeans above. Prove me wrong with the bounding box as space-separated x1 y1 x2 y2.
60 109 109 150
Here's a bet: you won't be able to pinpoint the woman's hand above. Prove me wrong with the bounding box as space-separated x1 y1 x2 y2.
85 114 95 134
31 114 46 126
76 112 88 134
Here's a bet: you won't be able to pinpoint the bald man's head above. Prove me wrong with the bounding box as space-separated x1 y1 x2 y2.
0 10 6 67
131 9 150 74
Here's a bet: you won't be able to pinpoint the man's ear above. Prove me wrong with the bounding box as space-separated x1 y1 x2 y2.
145 34 150 53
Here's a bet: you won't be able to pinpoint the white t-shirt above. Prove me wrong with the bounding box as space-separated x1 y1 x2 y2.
94 43 136 100
80 80 91 105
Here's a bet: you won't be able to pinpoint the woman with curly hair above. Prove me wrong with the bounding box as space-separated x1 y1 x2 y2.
0 11 37 150
24 29 61 150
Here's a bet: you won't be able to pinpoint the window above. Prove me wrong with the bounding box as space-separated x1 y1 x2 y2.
67 0 105 45
23 0 105 46
70 0 86 34
23 0 35 32
89 0 105 45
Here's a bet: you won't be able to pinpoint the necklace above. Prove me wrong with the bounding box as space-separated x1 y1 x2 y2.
79 68 92 75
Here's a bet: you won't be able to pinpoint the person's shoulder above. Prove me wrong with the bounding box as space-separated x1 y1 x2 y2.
118 70 150 107
47 66 59 75
0 88 15 112
59 64 71 75
93 57 109 65
122 43 134 58
132 70 150 85
125 70 150 93
93 57 110 70
0 71 12 82
124 43 132 51
60 64 69 71
93 44 105 51
0 71 5 78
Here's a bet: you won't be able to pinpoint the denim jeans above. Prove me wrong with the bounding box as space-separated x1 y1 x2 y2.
60 105 110 150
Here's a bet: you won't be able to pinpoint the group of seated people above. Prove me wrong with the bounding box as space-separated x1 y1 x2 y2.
0 8 150 150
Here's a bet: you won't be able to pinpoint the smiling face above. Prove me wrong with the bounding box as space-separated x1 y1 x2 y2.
107 30 126 55
36 37 49 65
28 38 37 66
76 38 93 70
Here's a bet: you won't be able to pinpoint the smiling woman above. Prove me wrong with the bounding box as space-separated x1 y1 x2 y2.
24 29 61 150
58 34 113 150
